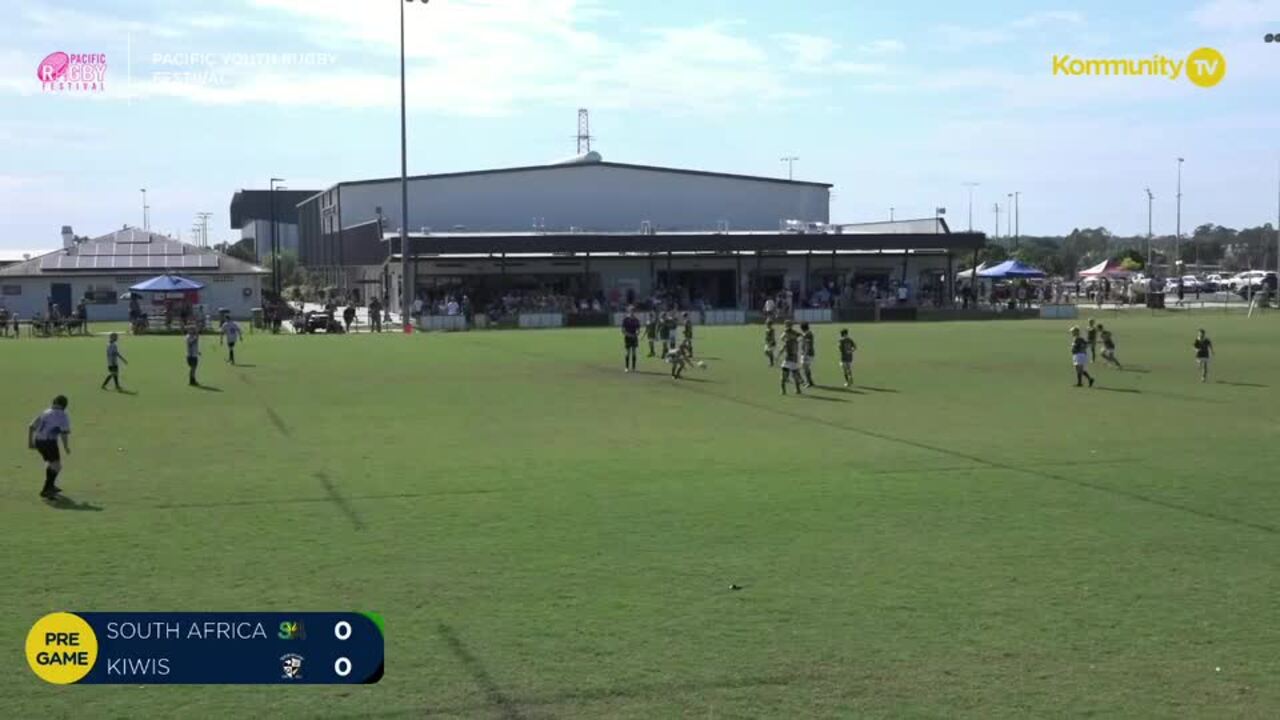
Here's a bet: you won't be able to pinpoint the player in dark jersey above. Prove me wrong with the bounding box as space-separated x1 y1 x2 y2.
799 322 816 387
1098 324 1122 369
780 321 803 394
764 321 777 367
644 313 658 357
1070 326 1095 387
621 308 641 372
682 313 694 356
658 312 673 354
1194 328 1214 382
838 329 856 387
1086 318 1098 361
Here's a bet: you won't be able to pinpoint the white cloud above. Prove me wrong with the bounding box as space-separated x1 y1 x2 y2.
0 0 854 115
775 33 888 76
936 10 1087 48
1191 0 1280 29
859 39 906 54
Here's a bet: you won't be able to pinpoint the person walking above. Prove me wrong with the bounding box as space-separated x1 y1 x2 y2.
28 395 72 499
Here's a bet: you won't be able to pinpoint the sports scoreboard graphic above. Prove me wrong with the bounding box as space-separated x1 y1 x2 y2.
26 612 383 685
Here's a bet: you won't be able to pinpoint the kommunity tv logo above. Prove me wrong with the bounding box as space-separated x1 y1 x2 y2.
1052 47 1226 88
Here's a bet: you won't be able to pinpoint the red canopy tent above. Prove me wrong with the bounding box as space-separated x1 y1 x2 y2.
1078 259 1133 279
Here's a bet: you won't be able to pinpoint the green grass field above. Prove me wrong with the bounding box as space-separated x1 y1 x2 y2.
4 313 1280 719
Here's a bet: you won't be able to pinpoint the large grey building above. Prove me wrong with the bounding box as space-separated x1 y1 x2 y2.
297 153 831 284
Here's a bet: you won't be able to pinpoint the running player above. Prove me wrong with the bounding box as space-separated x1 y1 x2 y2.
780 321 803 394
1098 323 1122 369
1086 318 1098 361
1194 328 1213 382
838 329 856 388
644 312 658 357
657 312 672 354
220 318 243 365
621 307 641 372
186 326 202 386
667 338 692 379
28 395 71 499
101 332 127 391
682 313 694 356
764 321 777 367
799 322 816 387
1070 326 1095 388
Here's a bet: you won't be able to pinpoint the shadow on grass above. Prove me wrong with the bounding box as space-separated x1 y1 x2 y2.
109 388 139 396
1217 380 1268 388
798 393 849 403
232 363 259 368
1121 367 1152 374
857 385 900 394
46 495 104 512
264 406 291 438
191 384 223 392
1095 387 1141 394
814 385 866 395
151 487 501 511
669 381 1280 538
436 623 524 720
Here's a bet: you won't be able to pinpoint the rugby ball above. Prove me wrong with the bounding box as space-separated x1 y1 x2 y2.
38 52 69 82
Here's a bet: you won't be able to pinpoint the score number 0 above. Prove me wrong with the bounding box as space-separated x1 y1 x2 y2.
334 620 352 678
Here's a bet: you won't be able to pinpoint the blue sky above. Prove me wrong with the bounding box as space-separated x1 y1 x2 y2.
2 0 1279 252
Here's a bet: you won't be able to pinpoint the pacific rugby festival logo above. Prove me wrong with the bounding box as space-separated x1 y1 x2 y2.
37 52 108 93
1052 47 1225 88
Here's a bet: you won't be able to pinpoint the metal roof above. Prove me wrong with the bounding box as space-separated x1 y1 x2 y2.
0 230 266 277
298 160 832 206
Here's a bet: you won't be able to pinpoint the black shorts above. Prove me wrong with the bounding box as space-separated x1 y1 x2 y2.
187 356 199 368
624 336 638 349
108 364 119 373
227 341 237 348
35 439 60 463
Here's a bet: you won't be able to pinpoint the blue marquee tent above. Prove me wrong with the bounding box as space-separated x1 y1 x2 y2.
130 275 205 292
978 260 1046 279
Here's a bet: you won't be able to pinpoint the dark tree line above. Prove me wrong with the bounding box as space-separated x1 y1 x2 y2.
976 223 1279 275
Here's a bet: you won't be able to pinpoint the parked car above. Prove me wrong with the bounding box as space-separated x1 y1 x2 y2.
1235 271 1278 298
1165 275 1201 294
1227 270 1268 292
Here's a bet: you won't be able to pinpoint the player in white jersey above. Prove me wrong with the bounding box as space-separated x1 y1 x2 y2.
186 326 202 386
28 395 71 498
101 332 128 391
220 319 243 365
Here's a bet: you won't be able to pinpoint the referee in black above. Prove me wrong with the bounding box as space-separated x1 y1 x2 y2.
28 395 72 499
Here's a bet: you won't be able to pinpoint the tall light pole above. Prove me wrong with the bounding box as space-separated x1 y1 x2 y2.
270 177 285 298
1176 157 1184 267
1006 193 1013 241
198 212 213 247
963 181 980 231
889 207 895 222
993 203 1001 240
1013 191 1021 248
780 156 799 181
398 0 428 331
140 188 148 230
1152 185 1162 270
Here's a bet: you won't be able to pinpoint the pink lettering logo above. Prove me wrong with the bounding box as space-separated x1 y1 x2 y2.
37 52 69 82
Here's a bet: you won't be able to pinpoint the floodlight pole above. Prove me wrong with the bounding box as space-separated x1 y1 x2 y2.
963 181 979 231
270 178 284 297
1176 157 1184 268
140 188 148 230
398 0 426 332
1145 188 1154 269
1013 191 1020 248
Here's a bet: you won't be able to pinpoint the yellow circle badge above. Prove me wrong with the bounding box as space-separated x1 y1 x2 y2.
1186 47 1226 88
26 612 98 684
